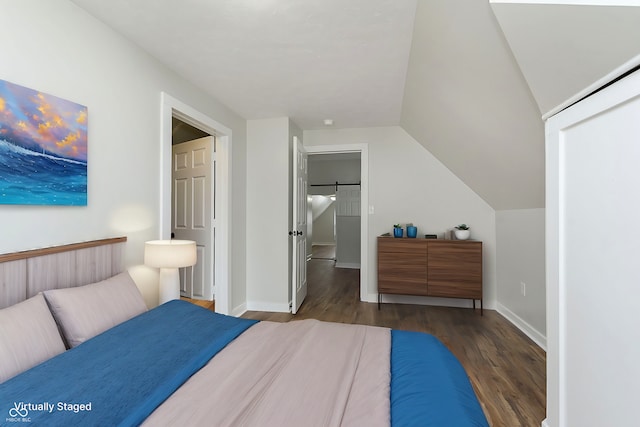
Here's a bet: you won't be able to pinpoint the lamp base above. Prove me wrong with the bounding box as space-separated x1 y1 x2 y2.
159 268 180 304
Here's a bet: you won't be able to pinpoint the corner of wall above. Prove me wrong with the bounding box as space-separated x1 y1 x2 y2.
495 208 546 349
231 302 248 318
497 303 546 350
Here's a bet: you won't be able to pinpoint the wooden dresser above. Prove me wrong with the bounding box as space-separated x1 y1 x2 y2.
377 236 483 314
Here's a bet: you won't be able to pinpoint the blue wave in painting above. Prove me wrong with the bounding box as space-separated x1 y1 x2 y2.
0 139 87 205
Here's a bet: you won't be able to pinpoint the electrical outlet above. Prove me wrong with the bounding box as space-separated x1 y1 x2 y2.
520 281 526 296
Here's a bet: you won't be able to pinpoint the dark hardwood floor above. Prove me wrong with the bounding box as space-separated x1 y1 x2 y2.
310 243 336 260
242 258 547 427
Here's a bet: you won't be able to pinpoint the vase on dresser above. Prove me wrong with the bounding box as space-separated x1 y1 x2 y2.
454 229 470 240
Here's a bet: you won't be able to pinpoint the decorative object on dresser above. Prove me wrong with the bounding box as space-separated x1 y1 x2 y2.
406 223 418 238
377 235 483 314
454 223 471 240
144 240 197 304
393 224 403 238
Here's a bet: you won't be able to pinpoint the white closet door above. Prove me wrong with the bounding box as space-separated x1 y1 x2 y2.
546 69 640 427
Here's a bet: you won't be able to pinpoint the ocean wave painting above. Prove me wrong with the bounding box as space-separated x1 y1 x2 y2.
0 79 87 205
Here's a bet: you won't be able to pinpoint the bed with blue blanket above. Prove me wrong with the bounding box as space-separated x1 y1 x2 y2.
0 272 488 426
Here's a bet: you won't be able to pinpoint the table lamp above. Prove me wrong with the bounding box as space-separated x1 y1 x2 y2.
144 240 197 304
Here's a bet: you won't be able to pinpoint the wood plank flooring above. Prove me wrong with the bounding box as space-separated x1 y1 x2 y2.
310 243 336 260
180 297 214 311
242 258 546 427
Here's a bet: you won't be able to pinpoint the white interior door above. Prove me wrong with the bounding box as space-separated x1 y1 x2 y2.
291 136 308 314
172 136 214 300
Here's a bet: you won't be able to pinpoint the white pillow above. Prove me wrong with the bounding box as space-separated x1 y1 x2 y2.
43 271 147 348
0 293 66 383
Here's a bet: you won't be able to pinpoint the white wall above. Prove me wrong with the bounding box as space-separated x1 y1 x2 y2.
402 0 544 211
304 126 497 309
246 117 302 312
496 208 546 349
0 0 247 309
246 118 290 312
335 217 361 268
308 157 361 187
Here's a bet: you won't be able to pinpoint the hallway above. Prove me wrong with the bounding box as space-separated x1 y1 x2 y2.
310 244 335 260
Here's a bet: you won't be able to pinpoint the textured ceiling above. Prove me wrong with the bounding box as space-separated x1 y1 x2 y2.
70 0 417 130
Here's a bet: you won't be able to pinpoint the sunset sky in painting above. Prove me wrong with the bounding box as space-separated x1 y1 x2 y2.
0 79 87 162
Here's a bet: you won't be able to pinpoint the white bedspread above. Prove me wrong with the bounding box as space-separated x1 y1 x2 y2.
143 319 391 427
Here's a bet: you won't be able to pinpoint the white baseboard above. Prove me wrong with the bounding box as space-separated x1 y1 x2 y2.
365 292 378 303
230 302 247 317
541 418 550 427
245 301 291 313
497 303 547 351
335 262 360 269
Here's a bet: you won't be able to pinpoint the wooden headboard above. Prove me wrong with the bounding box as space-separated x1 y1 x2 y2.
0 237 127 309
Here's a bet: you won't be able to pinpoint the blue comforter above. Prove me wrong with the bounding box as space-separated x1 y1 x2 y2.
0 301 488 426
391 331 488 426
0 301 256 426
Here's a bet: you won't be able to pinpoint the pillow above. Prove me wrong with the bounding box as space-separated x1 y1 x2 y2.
43 271 147 348
0 293 66 383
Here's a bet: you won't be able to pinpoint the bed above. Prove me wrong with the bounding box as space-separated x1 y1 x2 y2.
0 237 489 426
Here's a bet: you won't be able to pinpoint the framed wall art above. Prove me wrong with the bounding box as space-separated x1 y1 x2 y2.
0 79 87 205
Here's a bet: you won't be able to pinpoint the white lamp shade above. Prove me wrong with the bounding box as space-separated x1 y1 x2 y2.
144 240 197 268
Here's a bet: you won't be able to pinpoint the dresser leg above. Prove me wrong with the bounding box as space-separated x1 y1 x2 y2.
481 299 483 316
378 293 381 310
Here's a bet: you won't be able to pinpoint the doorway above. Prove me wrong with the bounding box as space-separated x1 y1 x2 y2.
305 144 369 302
171 122 214 300
160 92 233 314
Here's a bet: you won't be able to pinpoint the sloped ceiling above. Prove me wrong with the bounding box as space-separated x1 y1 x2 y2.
69 0 640 211
401 0 545 210
402 0 640 210
491 1 640 116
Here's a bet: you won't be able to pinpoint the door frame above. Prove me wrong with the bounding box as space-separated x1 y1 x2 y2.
160 92 232 314
305 144 369 302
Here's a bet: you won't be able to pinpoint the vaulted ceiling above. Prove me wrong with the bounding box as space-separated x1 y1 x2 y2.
69 0 640 210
